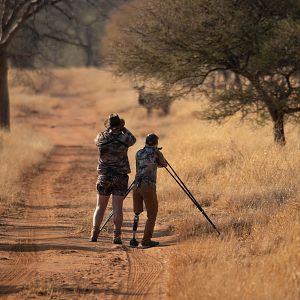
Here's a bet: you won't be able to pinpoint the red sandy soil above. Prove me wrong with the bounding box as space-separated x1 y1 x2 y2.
0 85 176 299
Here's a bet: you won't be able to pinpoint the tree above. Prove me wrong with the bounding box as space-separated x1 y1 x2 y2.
0 1 61 129
21 1 124 68
103 0 300 145
0 0 126 130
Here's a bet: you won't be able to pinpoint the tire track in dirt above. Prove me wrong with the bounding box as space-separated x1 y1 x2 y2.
124 248 165 299
0 240 38 290
116 206 174 299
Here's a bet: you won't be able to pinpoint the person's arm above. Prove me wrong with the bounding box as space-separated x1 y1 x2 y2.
94 133 102 147
120 127 136 147
157 150 168 168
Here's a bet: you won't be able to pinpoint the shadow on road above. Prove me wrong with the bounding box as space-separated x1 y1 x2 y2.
0 243 117 253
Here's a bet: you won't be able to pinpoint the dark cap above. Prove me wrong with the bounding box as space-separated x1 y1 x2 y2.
146 133 159 146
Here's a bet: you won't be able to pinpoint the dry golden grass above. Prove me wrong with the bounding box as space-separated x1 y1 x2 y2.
152 106 300 299
169 202 300 300
0 70 57 210
0 126 50 209
9 71 63 118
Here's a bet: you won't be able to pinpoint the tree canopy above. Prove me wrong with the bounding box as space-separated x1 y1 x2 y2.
103 0 300 144
4 0 126 68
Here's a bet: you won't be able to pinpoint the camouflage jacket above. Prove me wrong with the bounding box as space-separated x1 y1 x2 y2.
95 127 136 175
135 146 167 186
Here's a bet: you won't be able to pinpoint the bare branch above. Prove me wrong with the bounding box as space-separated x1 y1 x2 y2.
283 106 300 114
51 2 73 20
1 0 63 46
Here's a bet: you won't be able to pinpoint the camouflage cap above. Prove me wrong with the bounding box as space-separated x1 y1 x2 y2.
146 133 159 146
104 113 125 129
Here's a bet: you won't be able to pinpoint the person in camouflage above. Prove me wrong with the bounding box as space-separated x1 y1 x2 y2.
132 133 167 248
90 113 136 244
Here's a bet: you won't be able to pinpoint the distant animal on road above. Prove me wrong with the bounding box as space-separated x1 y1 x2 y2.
134 85 175 118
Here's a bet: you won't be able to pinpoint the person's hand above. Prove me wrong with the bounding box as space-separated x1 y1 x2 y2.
110 127 121 134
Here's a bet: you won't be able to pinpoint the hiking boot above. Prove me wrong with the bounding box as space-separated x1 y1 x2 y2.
112 236 123 245
112 229 122 245
89 227 100 242
141 240 160 249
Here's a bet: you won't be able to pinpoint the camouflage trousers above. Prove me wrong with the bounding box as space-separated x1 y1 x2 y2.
96 173 129 196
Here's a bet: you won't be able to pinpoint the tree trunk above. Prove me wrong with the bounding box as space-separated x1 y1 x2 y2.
161 103 170 116
251 80 286 145
233 73 242 89
84 28 94 67
0 47 10 130
85 46 94 67
272 111 286 145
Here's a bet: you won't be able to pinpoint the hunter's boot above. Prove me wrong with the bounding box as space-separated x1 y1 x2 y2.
89 227 100 242
112 229 122 244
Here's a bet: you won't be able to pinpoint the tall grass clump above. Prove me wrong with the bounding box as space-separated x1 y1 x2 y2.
169 201 300 300
155 113 300 299
0 127 51 210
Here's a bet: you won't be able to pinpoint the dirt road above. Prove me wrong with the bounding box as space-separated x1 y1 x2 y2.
0 89 176 299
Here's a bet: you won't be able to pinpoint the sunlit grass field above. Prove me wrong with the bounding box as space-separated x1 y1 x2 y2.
0 127 50 209
0 71 58 210
3 68 300 299
160 120 300 300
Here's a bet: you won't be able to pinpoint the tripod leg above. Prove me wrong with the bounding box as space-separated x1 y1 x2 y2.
99 210 114 233
130 213 140 247
164 165 220 235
